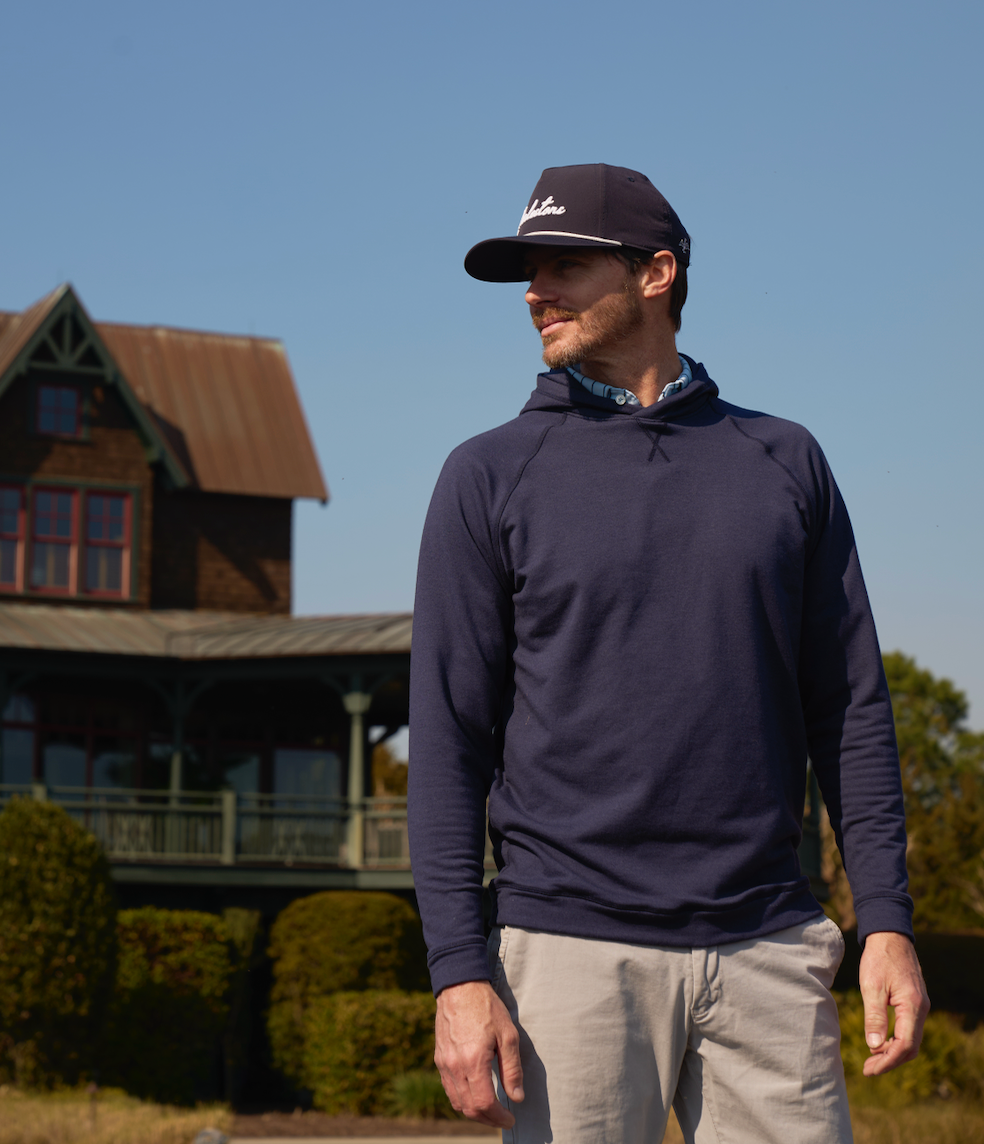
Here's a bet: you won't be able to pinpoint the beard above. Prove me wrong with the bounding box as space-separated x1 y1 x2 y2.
534 278 644 370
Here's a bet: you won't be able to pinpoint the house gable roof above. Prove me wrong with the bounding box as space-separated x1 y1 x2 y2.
0 284 191 489
0 285 328 502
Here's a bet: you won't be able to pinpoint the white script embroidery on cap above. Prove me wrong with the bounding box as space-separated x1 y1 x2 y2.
518 195 567 232
679 236 690 254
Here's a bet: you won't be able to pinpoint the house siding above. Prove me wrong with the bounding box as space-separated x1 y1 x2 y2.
150 483 291 613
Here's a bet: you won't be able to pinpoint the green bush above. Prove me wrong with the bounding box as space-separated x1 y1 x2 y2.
303 990 436 1115
384 1068 457 1119
100 908 237 1105
838 991 984 1104
267 891 428 1085
0 798 117 1087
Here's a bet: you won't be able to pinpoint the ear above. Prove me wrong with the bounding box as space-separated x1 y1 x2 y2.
639 252 677 300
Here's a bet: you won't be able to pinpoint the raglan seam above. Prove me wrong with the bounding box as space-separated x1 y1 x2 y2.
492 413 568 579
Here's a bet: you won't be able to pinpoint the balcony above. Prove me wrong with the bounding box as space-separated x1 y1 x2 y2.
0 784 416 869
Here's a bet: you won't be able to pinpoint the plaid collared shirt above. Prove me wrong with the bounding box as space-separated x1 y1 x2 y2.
568 357 693 407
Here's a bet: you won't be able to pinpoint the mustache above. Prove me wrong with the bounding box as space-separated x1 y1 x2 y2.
532 308 580 332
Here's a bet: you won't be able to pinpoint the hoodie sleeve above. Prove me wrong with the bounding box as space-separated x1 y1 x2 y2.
408 445 514 995
797 446 913 943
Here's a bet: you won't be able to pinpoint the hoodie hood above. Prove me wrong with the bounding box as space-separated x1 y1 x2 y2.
520 354 719 422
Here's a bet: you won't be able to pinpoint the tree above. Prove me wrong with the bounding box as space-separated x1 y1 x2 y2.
822 653 984 932
884 652 984 930
0 799 117 1086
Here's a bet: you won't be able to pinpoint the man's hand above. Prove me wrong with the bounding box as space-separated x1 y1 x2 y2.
434 979 524 1127
858 930 930 1076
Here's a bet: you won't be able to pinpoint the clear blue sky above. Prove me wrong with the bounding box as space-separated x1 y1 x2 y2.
2 1 981 723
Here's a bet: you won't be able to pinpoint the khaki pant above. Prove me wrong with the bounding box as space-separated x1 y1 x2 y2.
489 917 851 1144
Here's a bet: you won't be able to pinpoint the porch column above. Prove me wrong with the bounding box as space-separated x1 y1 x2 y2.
343 691 372 868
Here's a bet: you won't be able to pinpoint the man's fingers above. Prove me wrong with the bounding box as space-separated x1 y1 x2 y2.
497 1019 525 1103
438 1061 515 1128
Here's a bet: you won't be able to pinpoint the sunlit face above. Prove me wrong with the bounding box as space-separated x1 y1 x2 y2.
524 247 642 370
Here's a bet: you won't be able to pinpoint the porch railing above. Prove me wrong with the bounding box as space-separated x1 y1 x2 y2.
0 783 428 869
0 783 500 872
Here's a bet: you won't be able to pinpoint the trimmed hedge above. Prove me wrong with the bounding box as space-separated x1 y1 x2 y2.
0 798 117 1087
303 990 436 1114
267 891 428 1086
101 908 238 1105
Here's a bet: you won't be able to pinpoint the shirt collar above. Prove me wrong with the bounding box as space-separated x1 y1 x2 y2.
568 357 693 408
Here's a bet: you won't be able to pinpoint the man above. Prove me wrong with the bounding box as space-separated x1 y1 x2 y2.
407 163 928 1144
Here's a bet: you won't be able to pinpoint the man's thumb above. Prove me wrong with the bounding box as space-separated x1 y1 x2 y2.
863 991 888 1049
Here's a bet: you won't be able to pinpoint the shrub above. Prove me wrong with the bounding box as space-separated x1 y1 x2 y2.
0 798 117 1087
837 991 984 1104
100 908 236 1105
267 891 428 1085
302 990 436 1115
384 1068 457 1119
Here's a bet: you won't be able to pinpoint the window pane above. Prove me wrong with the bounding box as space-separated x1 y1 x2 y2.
87 495 126 544
0 538 16 585
0 488 19 534
88 495 104 537
1 729 34 785
2 693 35 723
92 738 137 788
108 499 125 540
274 748 341 798
221 751 261 795
86 547 121 592
34 492 73 539
145 741 174 790
43 735 87 787
31 542 71 588
37 386 79 436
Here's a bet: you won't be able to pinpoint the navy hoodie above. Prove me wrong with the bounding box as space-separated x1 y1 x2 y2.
408 359 912 996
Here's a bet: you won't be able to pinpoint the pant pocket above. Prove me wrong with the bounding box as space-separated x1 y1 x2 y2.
488 924 511 994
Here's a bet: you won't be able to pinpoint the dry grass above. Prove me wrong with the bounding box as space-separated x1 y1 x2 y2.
0 1087 231 1144
657 1101 984 1144
850 1100 984 1144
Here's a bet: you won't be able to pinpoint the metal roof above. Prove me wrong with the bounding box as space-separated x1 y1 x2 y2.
0 285 69 382
0 604 411 660
0 286 328 503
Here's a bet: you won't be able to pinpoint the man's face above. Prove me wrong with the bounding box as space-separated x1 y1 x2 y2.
524 247 642 371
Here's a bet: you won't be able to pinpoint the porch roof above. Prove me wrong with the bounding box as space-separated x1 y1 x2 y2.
0 604 412 660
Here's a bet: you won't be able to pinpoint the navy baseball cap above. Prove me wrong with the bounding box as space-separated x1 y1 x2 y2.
464 163 691 282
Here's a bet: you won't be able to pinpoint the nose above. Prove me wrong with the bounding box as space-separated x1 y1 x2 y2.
525 270 558 308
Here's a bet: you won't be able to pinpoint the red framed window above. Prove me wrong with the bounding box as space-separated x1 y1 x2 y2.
0 485 25 590
84 493 131 596
30 488 77 592
37 384 82 437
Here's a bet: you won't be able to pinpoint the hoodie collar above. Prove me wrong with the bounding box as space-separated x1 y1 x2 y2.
521 354 718 423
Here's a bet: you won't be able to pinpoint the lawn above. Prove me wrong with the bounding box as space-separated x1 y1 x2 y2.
3 1084 983 1144
0 1087 231 1144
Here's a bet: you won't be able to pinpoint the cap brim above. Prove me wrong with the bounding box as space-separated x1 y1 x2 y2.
464 234 623 283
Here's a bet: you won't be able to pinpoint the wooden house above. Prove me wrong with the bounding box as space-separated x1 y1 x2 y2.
0 285 415 911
